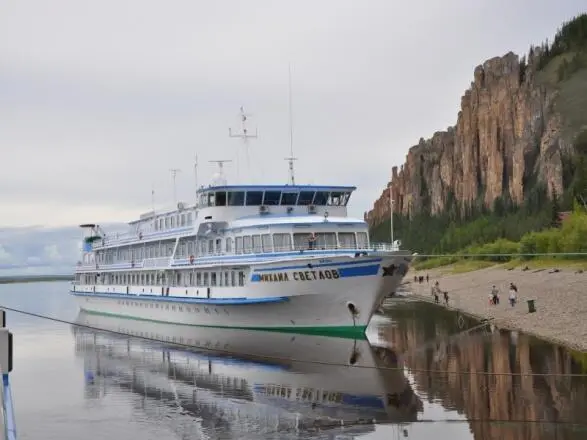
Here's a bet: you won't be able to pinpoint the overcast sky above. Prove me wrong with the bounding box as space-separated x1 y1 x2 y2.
0 1 585 234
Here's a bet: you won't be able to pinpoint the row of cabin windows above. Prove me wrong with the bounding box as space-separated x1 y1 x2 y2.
96 242 175 263
80 270 246 287
199 190 351 208
94 231 370 264
153 211 195 231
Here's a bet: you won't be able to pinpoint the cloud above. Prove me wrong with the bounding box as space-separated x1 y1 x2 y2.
0 246 13 264
0 224 126 276
0 1 585 227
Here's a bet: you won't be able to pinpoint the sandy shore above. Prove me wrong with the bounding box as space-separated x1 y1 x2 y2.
407 265 587 352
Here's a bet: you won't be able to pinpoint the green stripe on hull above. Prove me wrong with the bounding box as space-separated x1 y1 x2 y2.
81 309 368 341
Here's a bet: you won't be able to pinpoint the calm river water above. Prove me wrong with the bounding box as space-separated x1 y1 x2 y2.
1 281 586 440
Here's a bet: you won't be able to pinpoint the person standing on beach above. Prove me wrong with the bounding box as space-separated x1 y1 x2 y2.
443 290 449 306
509 282 517 307
491 285 499 305
431 281 440 304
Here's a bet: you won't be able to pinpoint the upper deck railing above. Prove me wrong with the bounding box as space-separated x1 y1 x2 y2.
75 241 403 271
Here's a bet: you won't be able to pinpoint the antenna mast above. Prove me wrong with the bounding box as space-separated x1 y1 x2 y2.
194 154 199 207
169 168 181 206
209 160 232 186
151 183 156 213
285 64 297 185
229 106 257 182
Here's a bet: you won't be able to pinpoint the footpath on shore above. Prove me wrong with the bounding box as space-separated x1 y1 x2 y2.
408 265 587 352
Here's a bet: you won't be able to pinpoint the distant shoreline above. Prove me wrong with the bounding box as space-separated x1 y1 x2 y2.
0 275 73 285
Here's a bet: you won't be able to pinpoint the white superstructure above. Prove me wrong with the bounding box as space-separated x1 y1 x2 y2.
71 109 412 336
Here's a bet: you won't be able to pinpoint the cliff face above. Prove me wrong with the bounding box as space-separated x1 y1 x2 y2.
366 50 572 226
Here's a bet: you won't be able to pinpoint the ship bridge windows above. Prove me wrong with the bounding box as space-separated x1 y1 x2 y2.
313 191 329 206
245 191 263 206
263 191 281 205
280 192 298 205
228 191 245 206
297 191 315 206
215 191 227 206
199 188 352 207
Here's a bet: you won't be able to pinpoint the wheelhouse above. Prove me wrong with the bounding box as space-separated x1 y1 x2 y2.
197 185 355 208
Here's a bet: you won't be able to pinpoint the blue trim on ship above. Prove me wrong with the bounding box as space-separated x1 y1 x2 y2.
171 251 381 268
71 291 289 305
252 258 381 272
250 263 379 281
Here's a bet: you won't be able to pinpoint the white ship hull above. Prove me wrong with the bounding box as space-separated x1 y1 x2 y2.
71 252 411 336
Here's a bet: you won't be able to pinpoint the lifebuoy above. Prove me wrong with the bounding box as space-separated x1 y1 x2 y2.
189 255 195 264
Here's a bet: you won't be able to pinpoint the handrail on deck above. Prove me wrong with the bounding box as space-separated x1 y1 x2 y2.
76 242 403 271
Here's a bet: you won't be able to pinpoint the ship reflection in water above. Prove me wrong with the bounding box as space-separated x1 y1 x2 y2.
72 311 422 439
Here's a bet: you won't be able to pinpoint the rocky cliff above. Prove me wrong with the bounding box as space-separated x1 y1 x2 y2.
366 49 575 226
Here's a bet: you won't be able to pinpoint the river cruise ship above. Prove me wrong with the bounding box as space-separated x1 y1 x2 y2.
71 107 412 336
71 178 412 335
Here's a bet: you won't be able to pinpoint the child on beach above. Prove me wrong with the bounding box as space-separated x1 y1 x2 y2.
509 282 517 307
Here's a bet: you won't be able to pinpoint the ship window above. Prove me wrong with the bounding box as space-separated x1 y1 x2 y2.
273 233 291 251
215 191 227 206
226 238 232 253
357 232 369 249
316 232 336 249
165 218 170 228
199 194 207 207
328 192 343 206
261 234 272 252
231 271 236 286
243 236 252 253
211 273 217 286
224 272 229 286
196 272 202 286
342 192 351 206
238 271 245 286
280 192 298 205
207 192 216 207
228 191 245 206
251 235 262 253
263 191 281 205
338 232 356 248
245 191 263 206
215 238 222 253
235 237 243 254
313 191 329 206
293 233 312 250
208 240 214 253
297 191 315 205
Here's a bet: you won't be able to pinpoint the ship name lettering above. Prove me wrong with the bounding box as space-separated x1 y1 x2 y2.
259 273 290 282
293 269 340 281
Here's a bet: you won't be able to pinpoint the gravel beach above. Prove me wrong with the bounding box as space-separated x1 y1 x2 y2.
408 265 587 352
